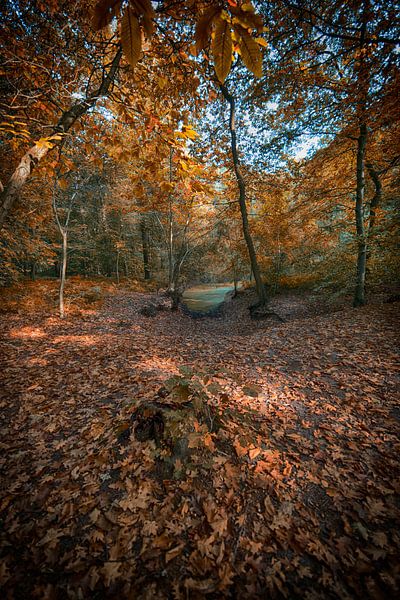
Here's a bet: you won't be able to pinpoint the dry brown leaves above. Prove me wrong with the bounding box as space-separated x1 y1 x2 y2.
0 286 399 598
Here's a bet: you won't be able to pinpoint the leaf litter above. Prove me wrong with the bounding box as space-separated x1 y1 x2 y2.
0 289 399 599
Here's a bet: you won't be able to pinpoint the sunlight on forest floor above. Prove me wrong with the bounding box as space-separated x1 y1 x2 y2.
0 290 398 599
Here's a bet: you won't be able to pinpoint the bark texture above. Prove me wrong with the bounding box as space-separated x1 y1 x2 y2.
60 232 67 318
353 122 368 307
366 163 383 237
141 216 151 280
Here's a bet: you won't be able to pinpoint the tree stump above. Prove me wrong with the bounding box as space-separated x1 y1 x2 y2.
140 304 157 317
121 375 222 480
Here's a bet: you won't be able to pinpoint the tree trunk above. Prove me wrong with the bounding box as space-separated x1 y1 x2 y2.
365 163 383 289
353 6 369 308
366 163 382 236
167 149 174 291
0 47 122 230
30 262 36 281
116 250 120 284
220 84 267 307
170 269 182 310
141 216 151 280
233 267 238 297
353 122 368 307
123 256 129 277
60 231 67 318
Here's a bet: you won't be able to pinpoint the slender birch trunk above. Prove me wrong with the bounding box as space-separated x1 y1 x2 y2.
53 185 76 318
60 231 68 318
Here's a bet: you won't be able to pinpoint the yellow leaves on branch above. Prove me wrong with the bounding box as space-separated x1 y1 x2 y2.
0 117 30 141
212 15 233 84
93 0 155 69
194 3 265 83
255 37 268 48
121 6 142 69
234 25 263 79
175 125 199 141
35 134 63 149
92 1 265 80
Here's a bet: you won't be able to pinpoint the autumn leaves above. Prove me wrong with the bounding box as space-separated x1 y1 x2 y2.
93 0 266 82
93 0 155 69
196 4 265 82
121 6 145 69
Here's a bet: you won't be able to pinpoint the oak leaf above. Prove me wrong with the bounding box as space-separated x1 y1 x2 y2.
233 437 247 457
165 543 185 563
248 446 261 460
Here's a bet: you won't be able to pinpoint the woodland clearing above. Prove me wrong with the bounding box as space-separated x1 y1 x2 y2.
0 282 399 599
1 1 399 597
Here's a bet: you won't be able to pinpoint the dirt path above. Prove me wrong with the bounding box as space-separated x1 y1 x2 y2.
0 291 399 599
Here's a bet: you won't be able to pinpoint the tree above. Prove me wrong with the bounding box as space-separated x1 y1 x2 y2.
0 0 125 229
219 83 267 306
52 178 77 318
252 0 399 305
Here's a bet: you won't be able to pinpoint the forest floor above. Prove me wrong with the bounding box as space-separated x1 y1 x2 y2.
0 280 399 599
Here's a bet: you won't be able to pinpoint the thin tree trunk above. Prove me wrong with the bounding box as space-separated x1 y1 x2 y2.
0 47 122 230
168 209 174 290
60 231 67 318
123 256 129 277
364 162 383 289
366 163 382 236
140 216 151 280
353 122 368 307
233 267 238 297
219 84 267 307
53 184 76 318
170 248 188 310
116 250 120 284
168 149 174 291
